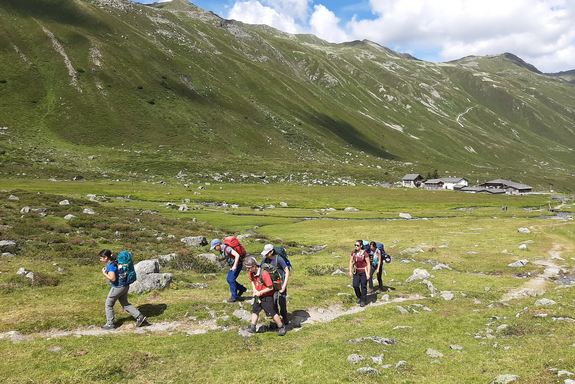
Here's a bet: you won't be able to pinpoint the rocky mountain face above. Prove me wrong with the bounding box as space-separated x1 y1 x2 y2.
1 0 574 190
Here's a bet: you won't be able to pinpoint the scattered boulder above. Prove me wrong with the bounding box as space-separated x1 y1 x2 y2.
397 306 409 315
233 309 252 322
178 204 189 211
450 345 463 350
405 268 431 283
17 267 27 275
357 367 380 375
432 263 452 271
508 260 529 267
0 240 17 251
279 202 288 207
83 208 95 215
518 244 527 250
426 348 444 358
517 228 531 234
20 206 30 214
534 298 557 306
348 336 398 345
8 195 19 201
197 253 219 264
491 374 519 384
59 200 70 205
7 331 31 344
400 247 424 256
344 207 359 212
64 214 76 220
421 279 437 294
180 236 207 247
440 291 454 301
332 269 346 275
347 354 365 364
399 212 412 219
129 259 172 294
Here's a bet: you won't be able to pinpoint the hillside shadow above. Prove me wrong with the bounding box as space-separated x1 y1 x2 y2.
3 0 104 28
309 114 397 160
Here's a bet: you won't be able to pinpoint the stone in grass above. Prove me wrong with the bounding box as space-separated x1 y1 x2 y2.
491 374 519 383
565 379 575 384
426 348 443 358
558 370 574 377
517 228 531 234
405 268 431 283
347 354 365 364
450 344 464 350
356 367 380 375
518 244 527 250
508 260 529 267
397 306 410 315
534 298 557 306
348 336 398 346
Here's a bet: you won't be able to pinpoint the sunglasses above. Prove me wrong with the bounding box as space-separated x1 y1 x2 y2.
355 244 361 247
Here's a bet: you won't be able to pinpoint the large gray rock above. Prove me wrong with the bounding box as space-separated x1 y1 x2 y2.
399 212 412 219
198 253 219 264
347 354 365 364
129 273 172 294
357 367 380 375
180 236 207 247
508 260 529 267
344 207 359 212
135 259 160 275
405 268 431 283
233 309 252 322
491 374 519 384
0 240 17 249
426 348 444 358
517 228 531 234
534 298 557 306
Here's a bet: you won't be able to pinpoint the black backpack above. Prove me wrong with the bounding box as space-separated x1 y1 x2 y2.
257 263 283 291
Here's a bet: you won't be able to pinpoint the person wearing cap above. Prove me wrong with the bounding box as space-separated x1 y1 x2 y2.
210 238 247 303
261 244 290 325
244 257 286 336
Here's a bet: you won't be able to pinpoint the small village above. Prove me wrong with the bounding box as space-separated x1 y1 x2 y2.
401 174 533 195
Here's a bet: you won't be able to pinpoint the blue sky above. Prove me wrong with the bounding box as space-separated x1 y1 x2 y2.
132 0 575 73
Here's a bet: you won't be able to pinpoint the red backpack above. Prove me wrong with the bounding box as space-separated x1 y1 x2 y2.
223 236 247 263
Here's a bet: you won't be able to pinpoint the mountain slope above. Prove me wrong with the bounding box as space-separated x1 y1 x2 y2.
1 0 574 191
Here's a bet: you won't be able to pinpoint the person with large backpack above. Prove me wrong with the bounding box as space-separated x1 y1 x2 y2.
243 257 286 336
261 244 291 325
210 237 247 302
349 240 371 307
98 249 147 330
369 241 387 292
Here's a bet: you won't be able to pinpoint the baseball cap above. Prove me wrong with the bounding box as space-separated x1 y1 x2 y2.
210 238 221 251
260 243 274 256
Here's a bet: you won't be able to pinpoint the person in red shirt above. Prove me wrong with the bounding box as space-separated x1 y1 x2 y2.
349 239 371 307
244 257 286 336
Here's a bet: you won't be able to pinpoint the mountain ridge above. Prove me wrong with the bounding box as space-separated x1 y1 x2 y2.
0 0 574 191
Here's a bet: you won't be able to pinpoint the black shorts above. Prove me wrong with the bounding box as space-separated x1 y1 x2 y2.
252 295 277 318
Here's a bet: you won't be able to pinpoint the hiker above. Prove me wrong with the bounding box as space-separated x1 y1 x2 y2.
261 244 290 325
244 257 286 336
349 240 371 307
98 249 147 330
210 238 247 302
363 240 376 293
369 241 385 292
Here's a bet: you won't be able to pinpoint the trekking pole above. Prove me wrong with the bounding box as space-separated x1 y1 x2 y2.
382 266 387 276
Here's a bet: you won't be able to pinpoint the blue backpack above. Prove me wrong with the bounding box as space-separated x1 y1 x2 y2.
374 242 391 264
117 251 137 286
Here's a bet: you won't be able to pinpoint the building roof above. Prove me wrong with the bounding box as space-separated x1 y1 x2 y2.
423 179 444 184
437 177 468 183
402 174 423 181
459 187 506 194
480 179 532 190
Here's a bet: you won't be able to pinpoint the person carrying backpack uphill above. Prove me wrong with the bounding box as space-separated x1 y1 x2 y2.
98 249 148 330
261 244 290 325
244 257 286 336
369 241 385 292
349 240 371 307
210 237 247 302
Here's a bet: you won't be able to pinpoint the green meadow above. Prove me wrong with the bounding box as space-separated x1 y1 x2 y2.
1 179 574 383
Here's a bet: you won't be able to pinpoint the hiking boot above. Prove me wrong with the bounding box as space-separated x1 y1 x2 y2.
278 325 286 336
368 289 374 294
227 297 238 303
136 316 148 327
246 323 257 333
356 298 361 304
101 323 115 330
360 301 366 307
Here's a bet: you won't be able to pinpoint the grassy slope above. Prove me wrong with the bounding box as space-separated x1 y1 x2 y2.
0 0 574 192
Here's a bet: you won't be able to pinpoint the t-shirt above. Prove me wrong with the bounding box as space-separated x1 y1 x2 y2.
249 268 274 298
351 250 369 271
372 248 381 265
106 262 119 287
263 255 288 279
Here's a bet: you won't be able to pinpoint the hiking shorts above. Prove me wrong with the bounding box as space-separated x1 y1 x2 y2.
252 295 277 318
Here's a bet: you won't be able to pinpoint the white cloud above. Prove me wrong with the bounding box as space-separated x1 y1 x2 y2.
224 0 575 72
227 0 302 34
309 5 348 42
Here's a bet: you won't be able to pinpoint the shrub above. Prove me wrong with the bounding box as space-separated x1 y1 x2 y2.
164 251 220 274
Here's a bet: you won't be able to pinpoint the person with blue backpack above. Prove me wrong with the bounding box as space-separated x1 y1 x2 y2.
99 249 147 330
261 244 291 326
369 241 386 292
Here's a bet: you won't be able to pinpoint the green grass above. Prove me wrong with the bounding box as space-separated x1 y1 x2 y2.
1 180 574 383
